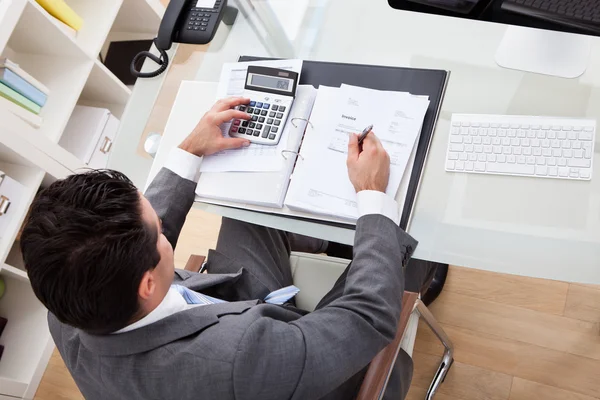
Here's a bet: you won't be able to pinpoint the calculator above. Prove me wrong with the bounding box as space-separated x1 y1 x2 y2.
229 66 299 145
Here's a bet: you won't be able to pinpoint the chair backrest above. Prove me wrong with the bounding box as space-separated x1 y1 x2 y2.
290 252 349 311
290 252 419 399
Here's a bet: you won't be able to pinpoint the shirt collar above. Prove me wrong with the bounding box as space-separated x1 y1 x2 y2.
113 286 189 334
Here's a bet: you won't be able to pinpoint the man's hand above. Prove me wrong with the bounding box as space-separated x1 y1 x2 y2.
178 97 252 157
346 132 390 193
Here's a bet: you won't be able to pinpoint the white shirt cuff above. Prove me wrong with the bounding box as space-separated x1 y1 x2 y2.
164 148 203 183
357 190 400 225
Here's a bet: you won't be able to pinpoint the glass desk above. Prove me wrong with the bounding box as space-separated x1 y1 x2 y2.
109 0 600 284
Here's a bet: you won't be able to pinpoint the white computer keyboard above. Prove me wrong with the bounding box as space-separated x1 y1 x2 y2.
445 114 596 181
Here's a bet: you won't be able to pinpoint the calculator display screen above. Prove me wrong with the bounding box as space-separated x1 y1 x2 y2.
248 74 293 93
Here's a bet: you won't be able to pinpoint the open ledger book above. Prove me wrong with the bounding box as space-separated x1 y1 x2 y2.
160 78 429 224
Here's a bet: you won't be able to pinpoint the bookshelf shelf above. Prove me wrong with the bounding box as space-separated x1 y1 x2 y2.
79 58 132 119
0 0 165 398
68 0 124 58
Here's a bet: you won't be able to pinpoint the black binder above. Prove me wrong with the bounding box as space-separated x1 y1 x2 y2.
239 56 449 231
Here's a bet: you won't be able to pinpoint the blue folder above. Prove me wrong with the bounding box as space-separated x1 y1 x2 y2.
0 68 47 107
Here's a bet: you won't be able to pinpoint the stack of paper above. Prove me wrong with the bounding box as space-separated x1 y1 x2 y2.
285 84 430 221
160 59 430 222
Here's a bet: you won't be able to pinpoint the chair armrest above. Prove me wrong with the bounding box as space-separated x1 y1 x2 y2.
356 291 419 400
185 254 206 273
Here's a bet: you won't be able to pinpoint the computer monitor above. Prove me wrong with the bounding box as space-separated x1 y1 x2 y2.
389 0 594 78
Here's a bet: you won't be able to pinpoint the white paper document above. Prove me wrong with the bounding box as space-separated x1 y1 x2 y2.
199 59 304 173
285 85 429 221
196 85 317 208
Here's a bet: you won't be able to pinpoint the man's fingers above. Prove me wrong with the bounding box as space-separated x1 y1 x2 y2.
213 97 251 112
347 133 360 162
214 109 251 124
218 137 251 151
361 131 382 150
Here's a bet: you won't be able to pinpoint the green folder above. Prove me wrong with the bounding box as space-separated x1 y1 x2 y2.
0 81 42 114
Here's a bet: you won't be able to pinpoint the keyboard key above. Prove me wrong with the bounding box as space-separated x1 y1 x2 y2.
263 103 270 109
474 162 486 172
254 109 261 115
231 127 238 133
535 166 548 176
269 134 276 140
239 105 246 111
465 161 474 171
548 166 558 176
271 105 278 111
247 107 254 113
257 123 263 129
469 153 477 161
569 169 580 178
478 154 486 162
261 110 268 116
264 126 271 133
241 121 249 127
233 119 241 126
253 130 260 136
568 158 590 168
276 113 284 119
580 169 591 179
559 167 569 177
274 120 281 126
249 101 256 107
473 137 482 145
267 118 274 124
448 152 459 160
249 122 256 128
251 116 258 121
487 163 535 175
446 160 456 170
259 117 265 123
238 127 246 134
272 127 278 133
256 102 263 108
279 106 286 112
269 112 276 118
526 156 535 165
579 131 594 140
450 136 463 143
261 130 269 138
450 144 464 152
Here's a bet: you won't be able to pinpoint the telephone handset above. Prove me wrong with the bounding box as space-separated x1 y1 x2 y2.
131 0 228 78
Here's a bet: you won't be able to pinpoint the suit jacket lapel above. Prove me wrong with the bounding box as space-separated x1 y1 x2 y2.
79 300 259 356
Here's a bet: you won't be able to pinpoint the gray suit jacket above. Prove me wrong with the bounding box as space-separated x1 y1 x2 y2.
49 168 417 400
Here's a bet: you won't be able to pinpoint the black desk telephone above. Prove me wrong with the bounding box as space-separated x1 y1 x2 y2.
131 0 229 78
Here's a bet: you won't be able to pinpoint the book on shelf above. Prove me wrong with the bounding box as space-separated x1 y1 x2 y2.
0 82 41 114
0 66 47 107
35 0 82 32
0 58 50 97
0 96 43 128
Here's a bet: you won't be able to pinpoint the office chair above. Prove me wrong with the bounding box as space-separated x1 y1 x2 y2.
186 252 454 399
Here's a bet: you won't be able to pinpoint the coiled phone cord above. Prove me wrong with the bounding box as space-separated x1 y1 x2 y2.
130 38 169 79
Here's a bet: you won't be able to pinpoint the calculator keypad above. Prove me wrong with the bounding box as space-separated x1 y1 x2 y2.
229 98 291 145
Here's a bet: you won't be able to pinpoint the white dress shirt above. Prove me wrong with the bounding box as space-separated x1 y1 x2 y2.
114 147 400 334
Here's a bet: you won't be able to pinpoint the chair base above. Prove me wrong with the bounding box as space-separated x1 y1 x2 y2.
415 299 454 399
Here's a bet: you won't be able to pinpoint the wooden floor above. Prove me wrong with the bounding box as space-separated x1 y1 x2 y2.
34 208 600 400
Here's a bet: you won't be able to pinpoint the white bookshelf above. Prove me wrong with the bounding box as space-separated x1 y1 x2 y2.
0 0 165 398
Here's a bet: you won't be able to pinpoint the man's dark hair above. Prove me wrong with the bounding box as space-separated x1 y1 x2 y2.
21 170 161 335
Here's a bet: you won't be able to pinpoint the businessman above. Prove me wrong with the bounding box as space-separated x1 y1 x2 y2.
22 97 435 399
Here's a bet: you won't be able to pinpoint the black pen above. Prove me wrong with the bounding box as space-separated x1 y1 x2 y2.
358 124 373 145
